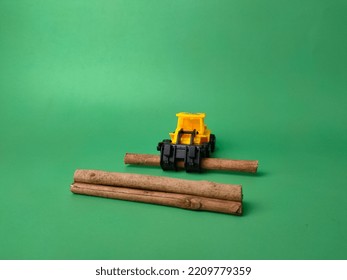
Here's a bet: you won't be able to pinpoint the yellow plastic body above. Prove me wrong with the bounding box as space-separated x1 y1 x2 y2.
169 112 211 145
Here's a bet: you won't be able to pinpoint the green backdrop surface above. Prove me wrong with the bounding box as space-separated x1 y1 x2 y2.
1 0 347 260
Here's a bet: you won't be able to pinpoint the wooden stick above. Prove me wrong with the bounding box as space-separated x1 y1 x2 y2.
71 182 242 215
74 169 242 202
124 153 258 173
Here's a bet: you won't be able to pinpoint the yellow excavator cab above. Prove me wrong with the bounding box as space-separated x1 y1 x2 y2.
169 112 211 145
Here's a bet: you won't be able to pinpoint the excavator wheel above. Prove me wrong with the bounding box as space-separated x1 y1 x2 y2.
210 134 216 153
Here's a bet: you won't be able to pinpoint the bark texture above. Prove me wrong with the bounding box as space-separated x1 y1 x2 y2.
74 169 242 202
71 182 242 215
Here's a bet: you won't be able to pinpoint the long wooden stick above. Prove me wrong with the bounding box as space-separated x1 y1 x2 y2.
74 169 242 202
71 182 242 215
124 153 258 173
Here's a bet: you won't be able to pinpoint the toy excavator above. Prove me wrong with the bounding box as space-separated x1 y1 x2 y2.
157 112 216 172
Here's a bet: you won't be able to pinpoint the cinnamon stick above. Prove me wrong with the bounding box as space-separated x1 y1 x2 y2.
74 169 242 202
71 182 242 215
124 153 258 173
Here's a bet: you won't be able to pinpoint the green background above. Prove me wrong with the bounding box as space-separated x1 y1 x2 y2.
1 0 346 260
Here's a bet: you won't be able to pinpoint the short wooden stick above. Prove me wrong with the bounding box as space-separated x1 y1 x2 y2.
124 153 258 173
74 169 242 202
71 183 242 215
